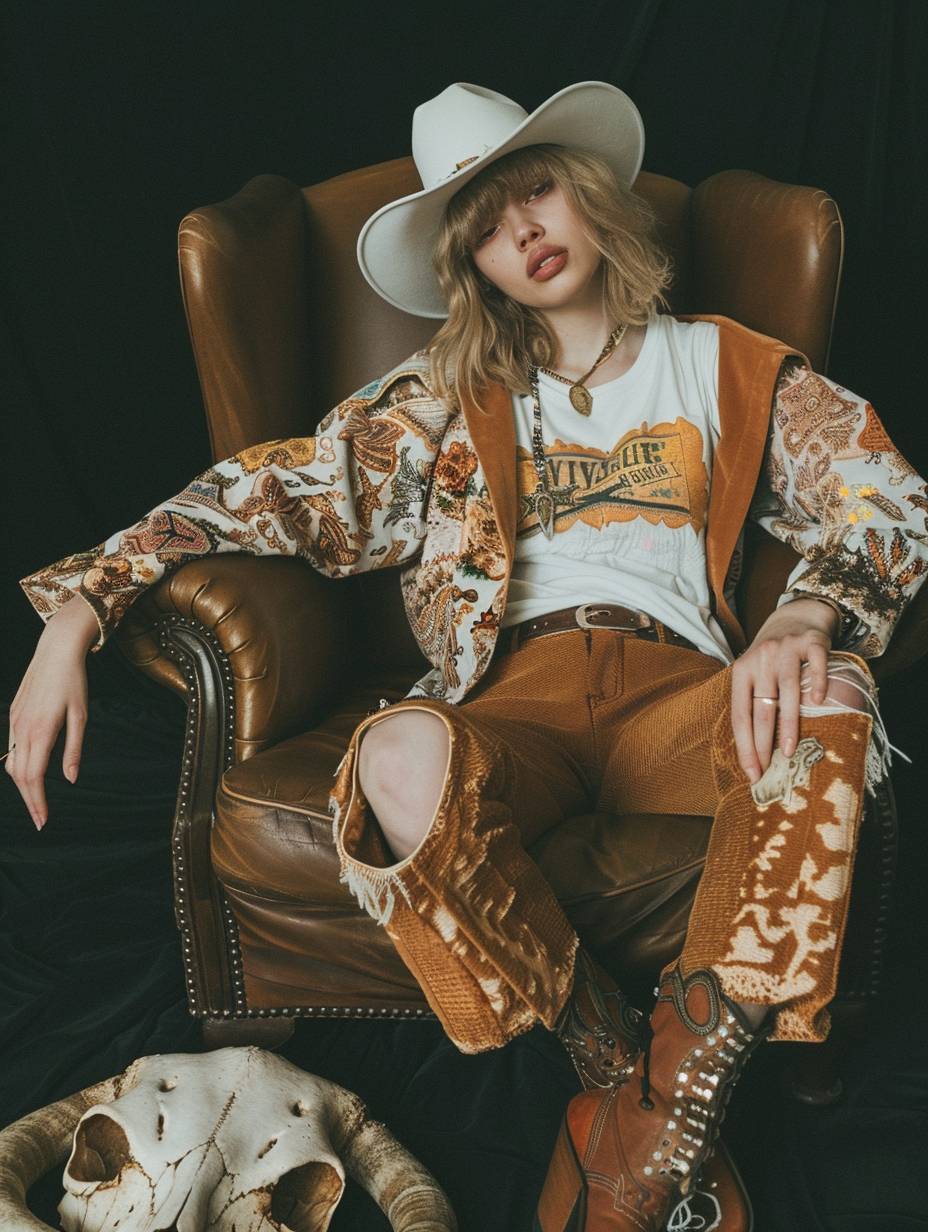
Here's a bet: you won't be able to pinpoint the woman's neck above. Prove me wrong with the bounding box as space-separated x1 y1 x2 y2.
538 268 629 378
540 298 644 385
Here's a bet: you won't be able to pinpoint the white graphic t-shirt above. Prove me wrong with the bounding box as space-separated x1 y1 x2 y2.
503 311 732 663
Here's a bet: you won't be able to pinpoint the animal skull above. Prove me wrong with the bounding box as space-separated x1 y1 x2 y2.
0 1046 456 1231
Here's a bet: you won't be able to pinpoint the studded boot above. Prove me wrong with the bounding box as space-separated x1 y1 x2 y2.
555 948 645 1090
537 963 767 1231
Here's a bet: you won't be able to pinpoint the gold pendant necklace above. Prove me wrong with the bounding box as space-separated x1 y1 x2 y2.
569 383 594 415
537 321 629 416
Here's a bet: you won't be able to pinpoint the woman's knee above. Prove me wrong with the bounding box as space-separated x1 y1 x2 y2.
357 708 450 828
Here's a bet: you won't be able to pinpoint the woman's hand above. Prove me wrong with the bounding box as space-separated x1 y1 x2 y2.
730 597 840 784
5 596 99 830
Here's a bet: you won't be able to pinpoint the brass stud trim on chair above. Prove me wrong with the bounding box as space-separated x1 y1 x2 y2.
833 778 898 1002
155 612 240 1019
150 610 439 1028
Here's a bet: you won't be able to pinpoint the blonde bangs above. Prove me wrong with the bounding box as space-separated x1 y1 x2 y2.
442 146 564 260
428 144 673 412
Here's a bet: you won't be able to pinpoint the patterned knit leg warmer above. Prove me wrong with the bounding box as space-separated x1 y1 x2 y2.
330 701 578 1054
680 693 873 1043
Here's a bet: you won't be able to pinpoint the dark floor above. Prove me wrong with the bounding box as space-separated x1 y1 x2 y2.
2 648 927 1231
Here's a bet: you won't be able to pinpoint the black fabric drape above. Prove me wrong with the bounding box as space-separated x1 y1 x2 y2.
4 2 927 1227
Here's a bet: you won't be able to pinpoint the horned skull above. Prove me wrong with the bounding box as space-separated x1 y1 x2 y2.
0 1046 456 1231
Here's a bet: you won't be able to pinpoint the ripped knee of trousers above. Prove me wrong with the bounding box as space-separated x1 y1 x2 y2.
798 652 907 793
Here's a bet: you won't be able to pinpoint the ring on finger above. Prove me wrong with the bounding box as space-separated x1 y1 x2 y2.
752 695 778 706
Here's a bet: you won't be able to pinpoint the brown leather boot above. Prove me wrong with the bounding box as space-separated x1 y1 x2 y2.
538 963 767 1231
555 948 645 1090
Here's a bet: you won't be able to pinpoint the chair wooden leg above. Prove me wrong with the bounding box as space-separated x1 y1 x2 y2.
201 1017 296 1051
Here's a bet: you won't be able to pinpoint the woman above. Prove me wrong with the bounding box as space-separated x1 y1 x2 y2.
10 82 927 1230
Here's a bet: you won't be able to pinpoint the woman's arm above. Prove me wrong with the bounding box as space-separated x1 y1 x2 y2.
11 355 451 828
733 359 928 780
20 358 448 651
749 358 928 655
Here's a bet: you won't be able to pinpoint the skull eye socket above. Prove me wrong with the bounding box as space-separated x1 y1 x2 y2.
68 1113 131 1183
270 1161 344 1231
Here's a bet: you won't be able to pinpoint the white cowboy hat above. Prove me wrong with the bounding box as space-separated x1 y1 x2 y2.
356 80 645 319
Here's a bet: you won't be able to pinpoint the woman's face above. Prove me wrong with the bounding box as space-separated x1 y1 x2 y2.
469 174 603 310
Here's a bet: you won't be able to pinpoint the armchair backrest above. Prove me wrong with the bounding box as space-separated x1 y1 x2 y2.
176 159 844 668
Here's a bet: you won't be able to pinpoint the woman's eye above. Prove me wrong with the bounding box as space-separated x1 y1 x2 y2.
472 181 550 248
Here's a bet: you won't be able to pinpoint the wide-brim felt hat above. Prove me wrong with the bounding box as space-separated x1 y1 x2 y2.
356 80 645 319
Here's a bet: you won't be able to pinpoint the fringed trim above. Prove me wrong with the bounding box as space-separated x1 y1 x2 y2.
327 788 413 925
337 858 414 927
798 658 910 795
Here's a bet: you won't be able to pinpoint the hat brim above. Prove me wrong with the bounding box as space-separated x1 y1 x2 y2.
356 81 645 319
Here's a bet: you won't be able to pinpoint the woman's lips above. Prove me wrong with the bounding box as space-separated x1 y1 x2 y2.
531 252 567 280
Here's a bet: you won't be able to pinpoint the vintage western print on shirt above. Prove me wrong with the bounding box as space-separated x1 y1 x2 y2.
516 417 709 537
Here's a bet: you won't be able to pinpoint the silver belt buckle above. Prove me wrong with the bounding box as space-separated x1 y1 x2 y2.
575 603 647 631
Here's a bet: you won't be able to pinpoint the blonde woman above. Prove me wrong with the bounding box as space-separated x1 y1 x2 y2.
11 83 927 1230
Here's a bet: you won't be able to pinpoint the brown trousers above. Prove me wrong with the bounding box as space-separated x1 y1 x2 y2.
332 630 874 1053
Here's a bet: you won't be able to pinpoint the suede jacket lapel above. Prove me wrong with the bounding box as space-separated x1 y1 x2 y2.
678 314 804 652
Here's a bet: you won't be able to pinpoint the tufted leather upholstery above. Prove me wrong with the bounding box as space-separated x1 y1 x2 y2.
115 160 908 1033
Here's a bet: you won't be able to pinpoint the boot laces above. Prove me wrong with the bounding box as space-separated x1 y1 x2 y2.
639 1018 655 1110
667 1189 722 1231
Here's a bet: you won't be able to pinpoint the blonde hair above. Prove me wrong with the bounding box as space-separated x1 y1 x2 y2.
428 143 673 410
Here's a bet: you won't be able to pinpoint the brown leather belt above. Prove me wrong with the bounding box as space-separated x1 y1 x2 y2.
500 603 701 654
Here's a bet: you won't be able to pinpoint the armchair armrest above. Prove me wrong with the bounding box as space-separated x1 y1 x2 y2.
116 556 352 763
113 555 353 1019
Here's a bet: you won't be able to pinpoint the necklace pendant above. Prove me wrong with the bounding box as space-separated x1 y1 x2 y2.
535 489 555 540
569 383 593 415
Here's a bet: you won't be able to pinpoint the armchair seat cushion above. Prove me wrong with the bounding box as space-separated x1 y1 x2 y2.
214 674 712 1014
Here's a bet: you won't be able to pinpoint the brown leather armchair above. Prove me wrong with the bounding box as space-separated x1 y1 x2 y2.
114 159 927 1061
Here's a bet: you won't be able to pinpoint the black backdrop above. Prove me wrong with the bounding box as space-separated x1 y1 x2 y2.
3 3 928 1228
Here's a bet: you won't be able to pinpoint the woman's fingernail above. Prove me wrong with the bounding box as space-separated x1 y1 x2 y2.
65 767 77 784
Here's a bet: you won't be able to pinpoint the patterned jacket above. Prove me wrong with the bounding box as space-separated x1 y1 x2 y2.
20 314 928 704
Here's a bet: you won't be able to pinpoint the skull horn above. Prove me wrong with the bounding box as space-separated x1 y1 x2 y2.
0 1062 143 1231
324 1083 457 1231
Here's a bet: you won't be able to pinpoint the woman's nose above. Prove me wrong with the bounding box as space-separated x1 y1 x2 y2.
515 219 543 249
510 208 547 248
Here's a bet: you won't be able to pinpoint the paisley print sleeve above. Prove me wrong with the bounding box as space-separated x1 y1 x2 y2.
19 358 452 651
749 358 928 656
